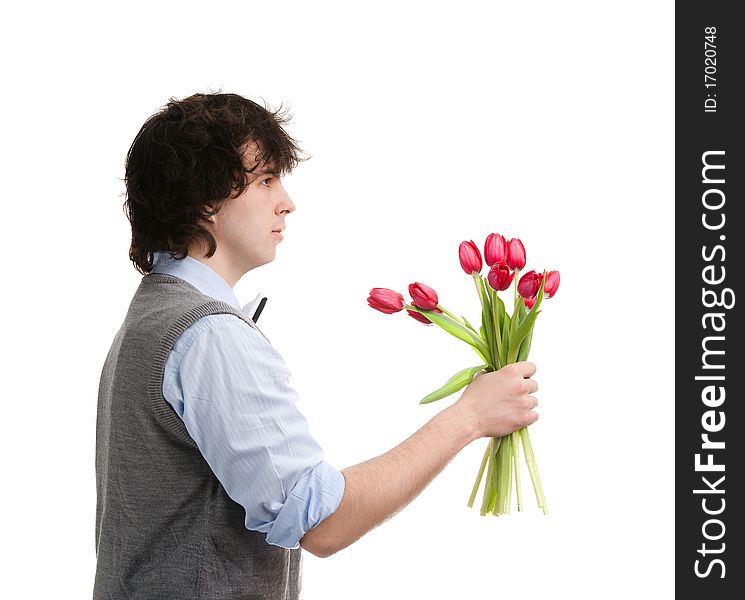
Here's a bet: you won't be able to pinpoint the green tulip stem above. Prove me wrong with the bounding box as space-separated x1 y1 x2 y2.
472 274 484 313
486 435 498 514
480 438 497 515
471 274 496 365
436 305 465 325
507 300 520 361
497 433 512 515
513 268 520 312
512 430 523 511
468 439 491 508
486 436 501 514
520 426 548 514
490 288 502 369
506 435 514 514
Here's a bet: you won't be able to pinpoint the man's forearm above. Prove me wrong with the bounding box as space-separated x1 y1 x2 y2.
299 404 479 557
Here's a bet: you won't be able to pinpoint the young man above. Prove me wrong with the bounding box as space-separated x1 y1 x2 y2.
95 92 540 599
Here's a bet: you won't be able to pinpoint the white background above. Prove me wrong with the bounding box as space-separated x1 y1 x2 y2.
1 1 674 598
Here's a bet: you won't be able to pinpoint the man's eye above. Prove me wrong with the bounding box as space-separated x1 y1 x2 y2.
262 178 272 187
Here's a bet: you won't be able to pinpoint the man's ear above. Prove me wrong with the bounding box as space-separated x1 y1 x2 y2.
204 203 220 224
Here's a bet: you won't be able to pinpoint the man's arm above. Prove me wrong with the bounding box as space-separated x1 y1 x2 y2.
299 361 539 558
169 316 345 548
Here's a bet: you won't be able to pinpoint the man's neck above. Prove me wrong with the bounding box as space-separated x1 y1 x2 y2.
188 248 243 289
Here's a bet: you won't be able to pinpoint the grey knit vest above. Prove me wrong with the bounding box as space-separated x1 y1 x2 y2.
94 273 302 599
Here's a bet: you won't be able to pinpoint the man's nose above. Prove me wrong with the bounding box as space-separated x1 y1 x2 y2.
278 189 296 215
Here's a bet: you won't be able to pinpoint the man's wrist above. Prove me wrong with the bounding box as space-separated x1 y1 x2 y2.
439 403 482 447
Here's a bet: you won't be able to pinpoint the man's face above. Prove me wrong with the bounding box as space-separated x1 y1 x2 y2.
205 142 295 276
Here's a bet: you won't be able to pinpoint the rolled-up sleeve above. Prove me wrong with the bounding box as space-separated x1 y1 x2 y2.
266 459 345 548
164 315 345 549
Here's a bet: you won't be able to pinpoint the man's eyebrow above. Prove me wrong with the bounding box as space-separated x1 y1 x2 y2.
244 166 280 178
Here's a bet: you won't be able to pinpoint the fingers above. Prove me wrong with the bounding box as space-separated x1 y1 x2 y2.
525 378 538 394
512 361 536 378
509 375 538 396
524 394 538 410
522 395 539 427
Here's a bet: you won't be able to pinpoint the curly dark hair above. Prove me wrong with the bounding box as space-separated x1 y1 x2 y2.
123 92 309 275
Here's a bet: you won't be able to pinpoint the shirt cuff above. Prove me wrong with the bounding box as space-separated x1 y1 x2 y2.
265 460 346 549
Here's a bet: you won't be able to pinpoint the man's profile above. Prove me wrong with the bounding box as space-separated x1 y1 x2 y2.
95 92 540 599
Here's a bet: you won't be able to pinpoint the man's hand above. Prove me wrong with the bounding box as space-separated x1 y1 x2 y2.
453 361 539 438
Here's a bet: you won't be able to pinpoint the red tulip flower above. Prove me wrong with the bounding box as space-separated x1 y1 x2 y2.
459 240 482 274
484 233 508 267
367 288 404 314
524 296 537 310
544 270 560 298
506 238 526 271
486 261 514 292
517 270 543 299
407 307 442 325
409 282 439 311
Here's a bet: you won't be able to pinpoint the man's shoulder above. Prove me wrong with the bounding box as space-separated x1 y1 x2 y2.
172 312 265 357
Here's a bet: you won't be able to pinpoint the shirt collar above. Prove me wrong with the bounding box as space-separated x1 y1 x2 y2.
151 251 242 311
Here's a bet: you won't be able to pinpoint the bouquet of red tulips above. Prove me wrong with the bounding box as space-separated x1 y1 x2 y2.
367 233 560 516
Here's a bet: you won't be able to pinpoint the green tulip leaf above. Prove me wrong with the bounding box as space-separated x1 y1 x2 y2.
500 311 511 365
517 326 534 361
517 296 527 325
413 307 492 361
462 315 478 334
496 294 506 321
478 276 493 315
420 364 489 404
488 288 506 369
509 309 541 361
477 276 497 362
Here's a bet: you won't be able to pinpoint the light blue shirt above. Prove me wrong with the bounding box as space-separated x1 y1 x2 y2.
151 251 345 549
